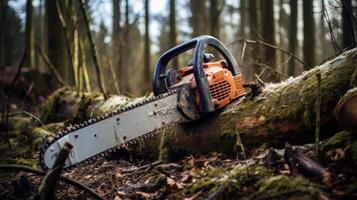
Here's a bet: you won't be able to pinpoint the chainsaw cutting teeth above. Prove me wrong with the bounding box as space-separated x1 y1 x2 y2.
38 89 180 171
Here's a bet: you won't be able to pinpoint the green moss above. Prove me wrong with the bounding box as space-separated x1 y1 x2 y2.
322 131 351 150
255 175 323 199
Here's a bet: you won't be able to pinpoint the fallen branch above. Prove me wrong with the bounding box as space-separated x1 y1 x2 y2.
36 142 73 200
0 164 104 200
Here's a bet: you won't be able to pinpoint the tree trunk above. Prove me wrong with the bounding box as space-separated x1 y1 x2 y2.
169 0 178 68
189 0 207 37
288 0 298 76
260 0 277 81
239 0 246 37
303 0 315 68
46 0 68 84
79 0 106 95
112 0 122 94
159 48 357 161
144 0 151 92
247 0 260 80
0 1 4 67
210 0 221 39
25 0 34 68
342 0 355 49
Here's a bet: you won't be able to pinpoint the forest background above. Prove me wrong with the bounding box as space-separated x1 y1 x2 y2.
0 0 356 105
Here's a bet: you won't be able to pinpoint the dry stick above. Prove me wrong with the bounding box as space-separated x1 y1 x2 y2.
37 142 73 200
315 72 322 153
239 41 247 65
35 44 69 87
79 39 91 93
0 164 104 200
79 0 107 96
227 38 310 70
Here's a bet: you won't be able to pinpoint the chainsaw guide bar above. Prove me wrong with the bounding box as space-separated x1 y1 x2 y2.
38 90 188 170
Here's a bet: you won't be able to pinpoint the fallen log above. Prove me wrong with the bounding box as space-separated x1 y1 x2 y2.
159 48 357 161
39 49 357 161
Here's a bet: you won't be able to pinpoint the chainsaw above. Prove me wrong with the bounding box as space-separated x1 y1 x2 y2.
39 35 245 170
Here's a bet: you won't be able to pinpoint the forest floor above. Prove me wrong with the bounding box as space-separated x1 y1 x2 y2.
1 132 357 199
1 75 357 199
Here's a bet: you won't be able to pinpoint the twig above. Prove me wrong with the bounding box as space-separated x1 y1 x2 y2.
8 111 53 136
239 40 247 65
120 160 162 174
35 44 68 87
0 164 104 200
246 62 288 78
37 142 73 200
79 0 107 96
227 38 310 70
315 72 322 152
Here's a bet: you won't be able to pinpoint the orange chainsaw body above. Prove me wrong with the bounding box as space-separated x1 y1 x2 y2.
175 61 245 109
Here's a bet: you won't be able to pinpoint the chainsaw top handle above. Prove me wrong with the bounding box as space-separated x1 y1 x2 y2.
152 35 240 114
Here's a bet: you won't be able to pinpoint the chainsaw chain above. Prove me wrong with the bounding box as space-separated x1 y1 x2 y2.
38 90 178 171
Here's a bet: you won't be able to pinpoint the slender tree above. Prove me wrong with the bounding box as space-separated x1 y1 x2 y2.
210 0 222 39
239 0 246 37
288 0 298 76
144 0 151 91
189 0 207 37
46 0 69 83
0 1 4 67
169 0 178 68
248 0 261 77
303 0 315 67
260 0 277 81
25 0 34 68
342 0 355 49
112 0 122 93
79 0 106 94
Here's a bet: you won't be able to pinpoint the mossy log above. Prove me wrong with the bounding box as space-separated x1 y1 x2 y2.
40 49 357 161
159 48 357 161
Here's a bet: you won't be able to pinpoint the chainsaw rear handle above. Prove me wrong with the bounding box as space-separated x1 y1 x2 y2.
152 35 240 114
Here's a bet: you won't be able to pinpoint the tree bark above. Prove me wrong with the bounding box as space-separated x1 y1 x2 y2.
189 0 207 37
303 0 315 68
169 0 178 68
79 0 107 95
112 0 122 94
342 0 355 49
209 0 222 39
25 0 34 68
260 0 277 82
46 0 69 84
159 48 357 161
288 0 298 76
144 0 151 92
